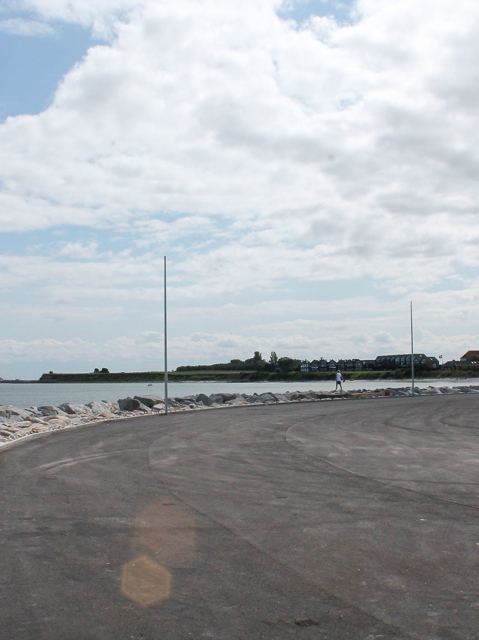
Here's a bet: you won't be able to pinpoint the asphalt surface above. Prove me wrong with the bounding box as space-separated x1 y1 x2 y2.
1 394 478 640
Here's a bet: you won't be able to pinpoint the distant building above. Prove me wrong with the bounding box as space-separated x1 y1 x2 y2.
442 360 457 370
299 358 367 372
319 358 328 371
444 351 479 371
300 358 331 372
375 354 439 370
460 351 479 362
299 355 444 373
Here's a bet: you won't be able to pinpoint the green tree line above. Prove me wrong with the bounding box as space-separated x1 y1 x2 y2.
176 351 302 373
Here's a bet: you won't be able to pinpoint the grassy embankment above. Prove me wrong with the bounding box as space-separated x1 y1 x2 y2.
38 369 479 383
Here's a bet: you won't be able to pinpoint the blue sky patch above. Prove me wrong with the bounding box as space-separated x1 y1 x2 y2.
0 24 95 120
278 0 356 24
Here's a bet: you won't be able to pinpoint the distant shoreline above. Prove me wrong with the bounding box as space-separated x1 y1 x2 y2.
3 369 478 384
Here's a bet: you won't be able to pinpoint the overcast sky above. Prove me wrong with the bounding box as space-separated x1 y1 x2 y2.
1 0 478 379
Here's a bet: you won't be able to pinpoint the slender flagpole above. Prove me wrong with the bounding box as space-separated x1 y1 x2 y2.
410 301 415 396
164 256 168 415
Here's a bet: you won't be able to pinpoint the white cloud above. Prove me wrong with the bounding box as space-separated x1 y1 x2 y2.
1 0 478 250
57 241 99 259
0 18 54 36
0 320 471 374
0 337 95 362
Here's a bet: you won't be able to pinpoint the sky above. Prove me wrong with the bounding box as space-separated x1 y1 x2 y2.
0 0 478 379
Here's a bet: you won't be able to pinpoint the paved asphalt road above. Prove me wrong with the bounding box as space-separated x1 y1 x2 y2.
1 394 478 640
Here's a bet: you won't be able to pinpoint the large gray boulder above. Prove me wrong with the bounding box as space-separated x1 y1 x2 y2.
195 393 213 406
209 394 224 405
215 392 237 403
87 401 116 418
0 405 32 420
38 405 67 417
118 397 141 411
259 393 277 403
59 403 92 415
286 391 318 400
287 392 300 400
302 391 319 399
59 403 77 414
174 396 195 405
133 395 163 408
224 396 249 406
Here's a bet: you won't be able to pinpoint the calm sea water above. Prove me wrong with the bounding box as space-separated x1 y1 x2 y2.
0 379 473 409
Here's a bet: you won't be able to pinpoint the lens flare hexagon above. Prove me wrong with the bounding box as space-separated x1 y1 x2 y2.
121 556 170 607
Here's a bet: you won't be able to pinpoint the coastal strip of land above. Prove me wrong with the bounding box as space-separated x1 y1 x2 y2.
32 369 479 382
1 383 478 448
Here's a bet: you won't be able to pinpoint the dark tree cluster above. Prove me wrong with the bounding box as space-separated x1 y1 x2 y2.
176 352 301 373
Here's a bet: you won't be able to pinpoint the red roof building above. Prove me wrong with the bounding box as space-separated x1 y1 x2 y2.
460 351 479 362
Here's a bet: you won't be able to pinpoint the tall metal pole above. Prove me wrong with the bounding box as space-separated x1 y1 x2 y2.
410 301 415 396
164 256 168 414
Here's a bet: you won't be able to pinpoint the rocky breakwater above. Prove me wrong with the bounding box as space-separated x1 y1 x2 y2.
382 384 479 397
1 385 478 448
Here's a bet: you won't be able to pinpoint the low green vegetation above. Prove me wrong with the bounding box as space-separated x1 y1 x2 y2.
39 371 165 383
176 351 302 374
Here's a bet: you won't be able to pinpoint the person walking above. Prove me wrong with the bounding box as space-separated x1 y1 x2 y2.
335 369 343 392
